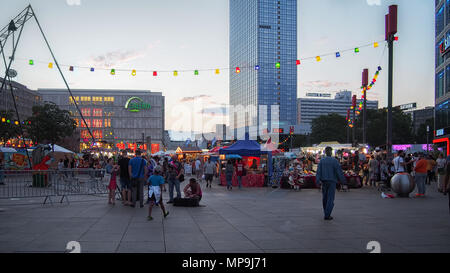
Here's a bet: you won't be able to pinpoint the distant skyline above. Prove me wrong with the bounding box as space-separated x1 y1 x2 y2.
0 0 435 140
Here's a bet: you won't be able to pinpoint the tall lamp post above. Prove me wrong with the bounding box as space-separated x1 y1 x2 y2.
362 69 369 145
385 5 398 160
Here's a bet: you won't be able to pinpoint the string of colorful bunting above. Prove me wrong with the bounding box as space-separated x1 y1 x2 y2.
347 66 382 128
21 40 388 77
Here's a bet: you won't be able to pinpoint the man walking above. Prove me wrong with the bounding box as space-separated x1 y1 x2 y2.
204 158 216 188
118 150 131 205
414 153 428 198
128 150 148 208
316 147 346 221
235 158 245 189
195 157 202 182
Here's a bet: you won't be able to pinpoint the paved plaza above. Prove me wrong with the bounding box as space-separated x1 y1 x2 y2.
0 178 449 253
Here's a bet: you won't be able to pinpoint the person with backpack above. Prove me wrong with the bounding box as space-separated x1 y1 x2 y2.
128 150 148 208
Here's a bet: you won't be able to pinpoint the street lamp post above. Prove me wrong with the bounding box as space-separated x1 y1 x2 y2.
386 5 398 160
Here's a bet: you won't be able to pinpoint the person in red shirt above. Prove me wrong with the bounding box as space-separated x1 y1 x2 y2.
414 153 428 197
235 159 245 189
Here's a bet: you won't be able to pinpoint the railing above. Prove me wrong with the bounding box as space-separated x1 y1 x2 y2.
0 169 110 204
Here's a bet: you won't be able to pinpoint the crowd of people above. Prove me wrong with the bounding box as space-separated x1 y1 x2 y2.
102 150 214 220
337 149 449 197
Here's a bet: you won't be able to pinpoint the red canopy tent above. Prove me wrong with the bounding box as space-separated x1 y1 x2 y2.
209 146 228 153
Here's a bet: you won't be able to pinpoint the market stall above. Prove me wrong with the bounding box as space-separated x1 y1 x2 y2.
280 170 362 189
175 146 202 161
218 137 269 187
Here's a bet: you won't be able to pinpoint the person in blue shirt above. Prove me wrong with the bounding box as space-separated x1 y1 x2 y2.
147 167 169 221
316 147 346 220
128 150 148 208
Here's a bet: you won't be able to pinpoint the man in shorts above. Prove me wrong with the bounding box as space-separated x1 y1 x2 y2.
118 150 131 205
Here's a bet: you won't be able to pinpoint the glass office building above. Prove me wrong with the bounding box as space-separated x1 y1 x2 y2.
434 0 450 155
229 0 297 138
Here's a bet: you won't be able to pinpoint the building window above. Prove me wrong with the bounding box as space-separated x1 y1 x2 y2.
81 108 91 117
93 130 103 139
437 6 444 35
93 108 102 117
92 119 103 128
80 119 91 128
436 100 449 130
437 70 445 98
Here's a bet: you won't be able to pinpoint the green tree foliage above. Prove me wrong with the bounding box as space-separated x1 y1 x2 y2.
24 103 77 146
0 110 21 146
278 134 308 150
310 113 348 144
310 108 414 148
354 107 414 147
415 118 434 144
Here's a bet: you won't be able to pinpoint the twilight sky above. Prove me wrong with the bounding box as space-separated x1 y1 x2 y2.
0 0 435 140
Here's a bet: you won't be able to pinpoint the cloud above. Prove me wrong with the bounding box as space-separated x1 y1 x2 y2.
366 0 381 6
302 80 351 88
179 95 212 102
85 42 159 69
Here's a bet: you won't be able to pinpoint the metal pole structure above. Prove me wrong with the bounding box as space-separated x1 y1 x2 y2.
387 38 393 159
347 125 350 144
29 5 97 149
386 5 397 160
427 125 429 155
352 108 356 146
362 69 369 145
0 8 33 168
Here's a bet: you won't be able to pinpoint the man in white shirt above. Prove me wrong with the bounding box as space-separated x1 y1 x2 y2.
393 150 406 173
393 150 415 174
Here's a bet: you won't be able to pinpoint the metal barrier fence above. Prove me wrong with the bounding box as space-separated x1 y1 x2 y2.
0 169 110 204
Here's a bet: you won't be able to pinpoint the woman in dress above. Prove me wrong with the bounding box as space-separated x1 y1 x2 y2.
107 160 119 205
368 155 379 187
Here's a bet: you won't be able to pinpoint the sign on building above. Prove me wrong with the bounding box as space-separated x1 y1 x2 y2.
399 102 417 111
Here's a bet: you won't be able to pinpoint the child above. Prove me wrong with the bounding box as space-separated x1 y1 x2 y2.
107 162 119 205
147 168 169 221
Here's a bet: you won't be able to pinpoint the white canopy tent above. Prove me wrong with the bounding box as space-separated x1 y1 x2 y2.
0 147 17 153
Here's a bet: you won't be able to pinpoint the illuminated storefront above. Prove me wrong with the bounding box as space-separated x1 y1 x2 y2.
38 89 164 153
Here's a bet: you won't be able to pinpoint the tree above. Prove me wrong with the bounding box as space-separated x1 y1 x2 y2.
415 118 434 144
277 134 308 150
354 107 414 147
0 110 21 146
310 113 348 144
24 103 77 147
